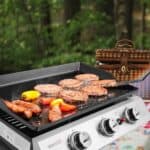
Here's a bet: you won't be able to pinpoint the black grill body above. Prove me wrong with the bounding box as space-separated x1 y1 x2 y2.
0 62 137 138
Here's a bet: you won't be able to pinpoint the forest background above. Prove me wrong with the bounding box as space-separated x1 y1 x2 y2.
0 0 150 74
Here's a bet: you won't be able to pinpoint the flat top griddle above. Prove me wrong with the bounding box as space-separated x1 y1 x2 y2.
0 62 137 137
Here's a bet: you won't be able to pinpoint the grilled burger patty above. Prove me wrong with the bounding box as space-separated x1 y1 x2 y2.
60 89 88 102
90 79 117 87
34 84 62 97
58 78 83 89
81 85 108 96
75 73 99 81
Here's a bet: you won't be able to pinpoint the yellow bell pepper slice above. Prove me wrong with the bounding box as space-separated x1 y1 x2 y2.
50 98 64 107
21 90 41 101
50 98 77 112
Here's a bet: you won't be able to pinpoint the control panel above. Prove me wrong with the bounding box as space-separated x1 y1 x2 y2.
34 96 150 150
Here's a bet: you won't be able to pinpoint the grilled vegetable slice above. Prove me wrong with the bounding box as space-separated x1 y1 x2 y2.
40 97 55 105
50 98 76 112
50 98 64 107
60 103 76 112
21 90 41 101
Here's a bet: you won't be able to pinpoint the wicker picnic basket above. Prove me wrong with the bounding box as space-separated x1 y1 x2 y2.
96 39 150 99
96 39 150 82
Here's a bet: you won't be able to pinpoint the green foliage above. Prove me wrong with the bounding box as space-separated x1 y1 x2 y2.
0 0 149 74
52 9 115 53
33 52 95 68
134 33 150 49
0 0 116 74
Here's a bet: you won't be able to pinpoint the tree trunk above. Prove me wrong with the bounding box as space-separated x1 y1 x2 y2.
141 2 146 49
93 0 114 37
40 0 53 55
94 0 114 21
114 0 134 40
64 0 81 46
64 0 81 22
18 0 44 56
40 0 52 40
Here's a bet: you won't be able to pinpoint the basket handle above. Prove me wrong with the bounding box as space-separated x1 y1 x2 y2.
115 39 134 49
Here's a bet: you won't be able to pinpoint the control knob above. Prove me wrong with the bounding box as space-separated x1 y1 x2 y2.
68 131 92 150
124 107 140 124
98 118 118 136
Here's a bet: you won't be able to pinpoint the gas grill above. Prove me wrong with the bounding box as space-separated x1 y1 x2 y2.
0 62 149 150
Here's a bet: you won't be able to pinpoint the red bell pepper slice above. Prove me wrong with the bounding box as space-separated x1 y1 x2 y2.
50 98 77 112
40 97 55 105
60 102 76 112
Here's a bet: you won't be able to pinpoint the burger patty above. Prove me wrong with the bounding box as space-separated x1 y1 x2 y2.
58 79 83 89
34 84 62 97
75 73 99 81
60 89 88 103
90 79 117 87
81 85 108 96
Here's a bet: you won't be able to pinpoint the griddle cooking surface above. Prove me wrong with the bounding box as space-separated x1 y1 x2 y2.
0 62 137 136
29 85 135 128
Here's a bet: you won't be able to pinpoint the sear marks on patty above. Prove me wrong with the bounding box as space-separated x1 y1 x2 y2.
81 85 108 96
58 79 83 89
60 89 88 103
34 84 62 97
75 73 99 81
90 79 117 87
